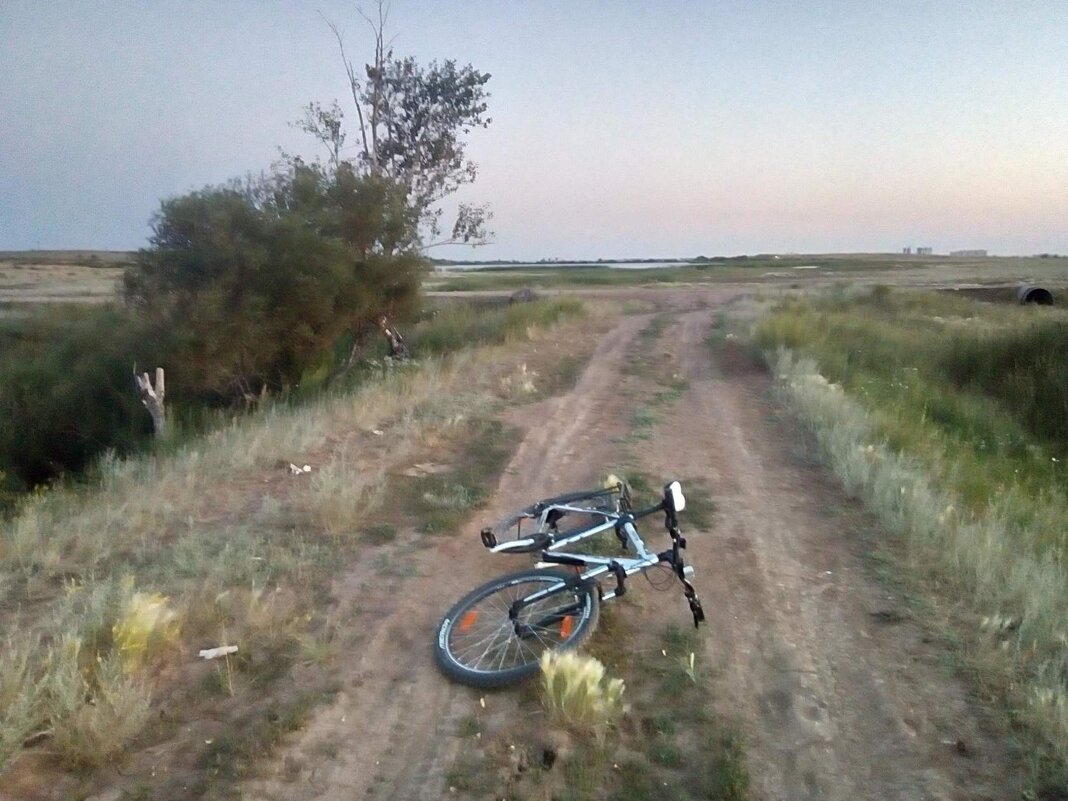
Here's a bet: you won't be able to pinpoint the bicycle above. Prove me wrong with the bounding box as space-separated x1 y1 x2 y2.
433 479 705 688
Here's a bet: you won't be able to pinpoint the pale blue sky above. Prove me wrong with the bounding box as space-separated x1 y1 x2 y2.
2 1 1066 258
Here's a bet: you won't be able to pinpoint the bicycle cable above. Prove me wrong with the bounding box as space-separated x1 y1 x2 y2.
644 563 677 591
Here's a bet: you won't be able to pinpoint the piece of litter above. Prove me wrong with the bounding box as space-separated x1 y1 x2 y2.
199 645 238 660
479 697 486 709
371 429 384 436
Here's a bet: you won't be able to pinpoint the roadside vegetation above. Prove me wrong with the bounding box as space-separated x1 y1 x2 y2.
0 297 590 796
445 611 748 801
746 287 1068 788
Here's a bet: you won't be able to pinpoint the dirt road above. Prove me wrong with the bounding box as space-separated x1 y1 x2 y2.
246 290 1019 800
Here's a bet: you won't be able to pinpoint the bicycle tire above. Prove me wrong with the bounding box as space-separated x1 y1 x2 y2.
434 568 600 688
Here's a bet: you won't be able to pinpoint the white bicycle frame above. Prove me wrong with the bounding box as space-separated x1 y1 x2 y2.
489 482 691 605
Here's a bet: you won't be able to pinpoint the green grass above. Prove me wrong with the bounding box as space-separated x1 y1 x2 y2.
754 289 1068 545
751 286 1068 785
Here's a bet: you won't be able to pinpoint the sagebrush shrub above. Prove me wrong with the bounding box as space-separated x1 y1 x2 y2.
540 651 625 739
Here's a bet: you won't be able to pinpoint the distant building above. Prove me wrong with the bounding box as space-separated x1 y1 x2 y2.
917 247 933 255
950 249 987 257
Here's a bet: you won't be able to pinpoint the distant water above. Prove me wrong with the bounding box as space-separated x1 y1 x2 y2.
435 261 687 271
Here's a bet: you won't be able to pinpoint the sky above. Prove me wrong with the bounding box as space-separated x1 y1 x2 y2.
2 1 1067 260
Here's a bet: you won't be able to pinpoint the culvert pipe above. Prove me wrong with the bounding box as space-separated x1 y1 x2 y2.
1016 284 1054 305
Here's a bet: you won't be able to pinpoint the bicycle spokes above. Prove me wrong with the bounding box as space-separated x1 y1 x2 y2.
458 610 479 633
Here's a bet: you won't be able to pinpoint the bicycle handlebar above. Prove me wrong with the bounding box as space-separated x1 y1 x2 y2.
629 499 666 520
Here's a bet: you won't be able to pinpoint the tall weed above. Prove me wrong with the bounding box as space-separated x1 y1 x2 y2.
771 347 1068 767
540 651 626 740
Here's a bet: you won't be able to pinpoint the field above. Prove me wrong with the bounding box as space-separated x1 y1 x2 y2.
426 252 1068 293
0 253 125 310
1 251 1067 799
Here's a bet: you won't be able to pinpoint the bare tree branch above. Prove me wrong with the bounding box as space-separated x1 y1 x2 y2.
325 15 371 164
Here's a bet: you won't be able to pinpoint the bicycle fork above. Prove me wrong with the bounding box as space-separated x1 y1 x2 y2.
658 523 706 628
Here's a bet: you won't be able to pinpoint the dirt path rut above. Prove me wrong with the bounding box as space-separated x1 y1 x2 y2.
640 308 1018 800
246 293 1019 800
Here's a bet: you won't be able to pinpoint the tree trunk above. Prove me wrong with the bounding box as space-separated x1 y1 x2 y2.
134 366 167 438
379 316 409 360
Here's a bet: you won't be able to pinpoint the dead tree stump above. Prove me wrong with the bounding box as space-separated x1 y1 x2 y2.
134 366 167 438
378 316 410 360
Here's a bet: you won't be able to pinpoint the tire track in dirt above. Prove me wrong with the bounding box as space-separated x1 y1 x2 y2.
640 308 1020 800
243 313 650 800
246 293 1021 800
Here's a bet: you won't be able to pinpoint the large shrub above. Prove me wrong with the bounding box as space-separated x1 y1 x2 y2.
124 174 423 402
0 306 156 492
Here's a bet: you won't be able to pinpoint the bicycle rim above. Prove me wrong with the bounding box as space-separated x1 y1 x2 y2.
440 572 596 680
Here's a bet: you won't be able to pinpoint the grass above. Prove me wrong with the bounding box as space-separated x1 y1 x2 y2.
411 296 585 356
401 418 515 534
0 297 596 791
749 286 1068 786
426 253 1068 293
539 651 626 741
444 610 749 801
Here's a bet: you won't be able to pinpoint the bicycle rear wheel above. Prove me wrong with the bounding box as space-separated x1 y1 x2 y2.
434 568 600 688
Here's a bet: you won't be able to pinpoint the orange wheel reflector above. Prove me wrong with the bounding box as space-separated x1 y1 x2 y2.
560 616 574 638
459 611 479 633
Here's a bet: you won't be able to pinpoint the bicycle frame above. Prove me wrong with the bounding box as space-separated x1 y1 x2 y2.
486 484 702 622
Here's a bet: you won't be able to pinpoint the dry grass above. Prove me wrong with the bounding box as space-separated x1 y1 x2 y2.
0 633 42 770
0 297 596 781
446 616 749 801
771 347 1068 776
540 651 626 740
44 645 152 769
0 260 123 305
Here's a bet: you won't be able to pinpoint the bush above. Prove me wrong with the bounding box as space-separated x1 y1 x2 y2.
125 184 423 401
540 651 626 740
0 305 156 491
45 643 152 769
941 319 1068 450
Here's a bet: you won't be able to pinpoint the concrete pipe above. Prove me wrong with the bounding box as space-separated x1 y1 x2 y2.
1016 284 1054 305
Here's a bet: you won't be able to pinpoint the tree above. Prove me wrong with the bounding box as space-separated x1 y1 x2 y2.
124 181 422 401
300 3 493 251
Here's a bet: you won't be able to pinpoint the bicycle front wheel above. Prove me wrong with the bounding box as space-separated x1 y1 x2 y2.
434 568 600 688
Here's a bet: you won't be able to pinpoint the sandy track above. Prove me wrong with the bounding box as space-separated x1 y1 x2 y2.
640 308 1019 800
245 313 651 800
246 291 1019 800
